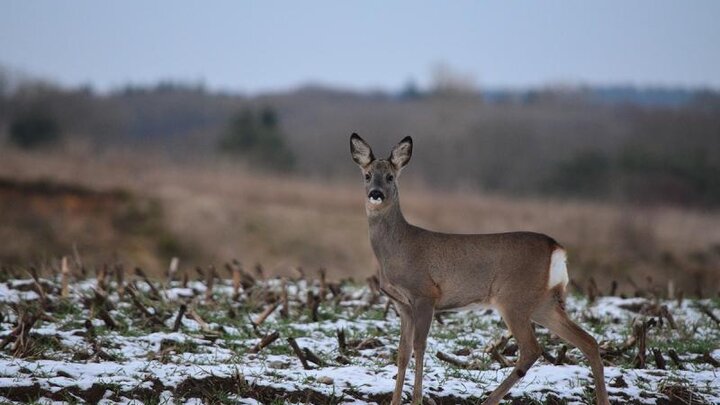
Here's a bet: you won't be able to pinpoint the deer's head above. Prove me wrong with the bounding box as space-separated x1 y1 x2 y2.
349 133 412 212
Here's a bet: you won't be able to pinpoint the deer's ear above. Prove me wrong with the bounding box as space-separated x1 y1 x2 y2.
350 133 375 167
389 136 413 171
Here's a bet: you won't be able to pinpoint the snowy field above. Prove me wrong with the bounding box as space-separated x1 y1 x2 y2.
0 271 718 404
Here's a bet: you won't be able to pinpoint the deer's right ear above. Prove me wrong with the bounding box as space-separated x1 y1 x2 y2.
350 133 375 167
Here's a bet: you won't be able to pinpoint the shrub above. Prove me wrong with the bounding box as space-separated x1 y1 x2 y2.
218 106 295 171
9 109 61 149
546 149 612 197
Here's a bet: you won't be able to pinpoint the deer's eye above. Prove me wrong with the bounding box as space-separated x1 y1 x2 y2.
386 174 394 182
364 173 371 181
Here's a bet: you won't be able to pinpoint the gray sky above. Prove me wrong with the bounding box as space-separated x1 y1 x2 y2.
2 1 719 93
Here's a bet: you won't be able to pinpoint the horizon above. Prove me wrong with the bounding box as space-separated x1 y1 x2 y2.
2 1 720 94
3 64 717 98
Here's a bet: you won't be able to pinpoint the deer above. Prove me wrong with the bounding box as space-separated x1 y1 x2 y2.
349 133 609 405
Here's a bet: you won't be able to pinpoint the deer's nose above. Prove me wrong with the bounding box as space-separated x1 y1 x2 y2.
368 189 385 202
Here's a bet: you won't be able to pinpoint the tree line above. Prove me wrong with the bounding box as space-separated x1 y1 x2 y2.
1 72 719 206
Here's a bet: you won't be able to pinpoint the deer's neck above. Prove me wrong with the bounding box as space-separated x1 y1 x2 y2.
367 200 410 263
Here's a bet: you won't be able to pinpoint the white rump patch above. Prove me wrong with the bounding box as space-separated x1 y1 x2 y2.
548 248 569 289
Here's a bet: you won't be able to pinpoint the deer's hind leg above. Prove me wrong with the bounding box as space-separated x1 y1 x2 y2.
482 307 542 405
532 300 610 405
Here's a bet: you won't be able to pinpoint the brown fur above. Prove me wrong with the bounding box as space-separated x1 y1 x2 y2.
350 133 609 405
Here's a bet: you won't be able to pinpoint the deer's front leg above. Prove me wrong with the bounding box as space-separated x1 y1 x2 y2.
411 297 435 404
391 302 413 405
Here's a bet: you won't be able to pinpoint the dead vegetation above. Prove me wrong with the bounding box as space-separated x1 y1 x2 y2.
0 258 718 404
1 149 719 297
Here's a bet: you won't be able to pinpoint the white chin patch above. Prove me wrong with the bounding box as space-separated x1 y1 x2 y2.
369 197 383 205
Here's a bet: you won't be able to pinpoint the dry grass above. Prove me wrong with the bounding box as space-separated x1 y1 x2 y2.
1 147 719 295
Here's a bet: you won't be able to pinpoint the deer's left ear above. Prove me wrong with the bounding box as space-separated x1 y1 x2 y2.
389 136 413 171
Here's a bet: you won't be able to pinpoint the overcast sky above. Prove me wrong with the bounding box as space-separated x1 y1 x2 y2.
2 1 719 93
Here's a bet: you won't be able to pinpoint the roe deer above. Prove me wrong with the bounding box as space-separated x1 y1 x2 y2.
349 133 609 405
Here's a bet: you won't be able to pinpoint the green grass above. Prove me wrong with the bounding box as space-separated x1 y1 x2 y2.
648 333 719 355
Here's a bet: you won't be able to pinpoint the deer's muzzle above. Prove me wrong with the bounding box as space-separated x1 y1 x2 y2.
368 189 385 205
